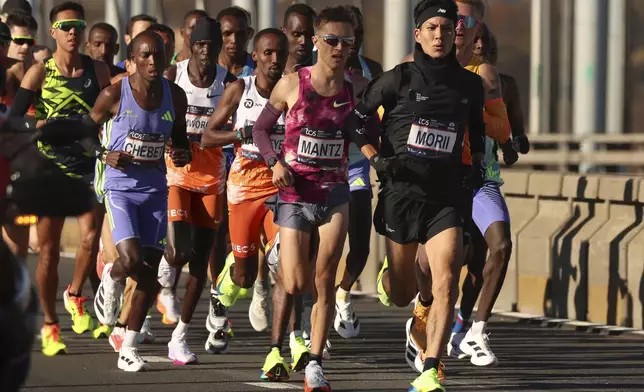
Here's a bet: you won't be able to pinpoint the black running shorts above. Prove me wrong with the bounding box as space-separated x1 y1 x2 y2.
374 186 467 245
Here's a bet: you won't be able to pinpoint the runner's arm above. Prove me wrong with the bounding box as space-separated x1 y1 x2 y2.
468 75 486 163
252 74 295 165
77 83 122 156
200 79 245 148
169 83 190 151
8 62 45 117
478 63 511 144
503 74 526 138
93 60 112 89
344 70 398 161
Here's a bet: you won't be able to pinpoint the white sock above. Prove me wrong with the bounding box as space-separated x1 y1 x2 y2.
254 279 268 296
172 320 189 339
104 267 120 290
290 330 302 343
471 320 486 335
123 329 138 348
336 287 350 304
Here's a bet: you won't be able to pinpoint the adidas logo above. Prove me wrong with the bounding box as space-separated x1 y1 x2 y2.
162 111 173 122
120 356 134 365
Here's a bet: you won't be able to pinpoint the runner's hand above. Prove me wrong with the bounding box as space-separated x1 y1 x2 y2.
271 160 294 189
369 154 402 177
512 134 530 154
500 140 518 166
463 160 485 190
170 148 191 167
105 151 133 171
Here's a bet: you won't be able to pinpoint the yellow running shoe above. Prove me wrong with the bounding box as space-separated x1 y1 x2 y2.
289 334 310 372
92 323 113 339
238 287 250 299
408 368 445 392
41 324 67 356
215 252 241 307
260 347 291 381
63 286 95 334
377 257 392 307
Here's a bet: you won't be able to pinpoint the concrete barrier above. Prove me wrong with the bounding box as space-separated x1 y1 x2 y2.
55 169 644 329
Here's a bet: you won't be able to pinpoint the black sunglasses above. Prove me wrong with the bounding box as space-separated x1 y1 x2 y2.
319 34 355 48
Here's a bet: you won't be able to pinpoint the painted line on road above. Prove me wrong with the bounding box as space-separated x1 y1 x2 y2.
244 382 300 390
142 356 173 363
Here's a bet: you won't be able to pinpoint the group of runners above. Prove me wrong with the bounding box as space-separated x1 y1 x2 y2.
0 0 530 391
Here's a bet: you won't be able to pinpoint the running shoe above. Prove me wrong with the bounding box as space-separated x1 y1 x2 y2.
205 291 230 354
334 295 360 338
377 257 392 306
459 329 498 367
63 286 95 334
215 252 241 307
303 330 332 360
446 331 467 359
109 326 125 352
156 256 177 287
260 347 290 381
92 323 113 339
137 315 155 344
405 318 446 381
248 284 270 332
118 346 150 372
168 334 198 365
41 324 67 356
156 287 180 325
289 332 311 372
94 263 123 326
411 298 431 352
408 368 445 392
304 361 330 392
266 231 280 274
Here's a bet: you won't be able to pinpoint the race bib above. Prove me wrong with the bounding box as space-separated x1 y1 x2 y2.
407 118 458 159
296 126 345 169
124 131 166 162
241 123 285 161
186 105 214 142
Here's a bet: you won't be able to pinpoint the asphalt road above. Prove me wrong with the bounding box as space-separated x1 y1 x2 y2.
23 256 644 392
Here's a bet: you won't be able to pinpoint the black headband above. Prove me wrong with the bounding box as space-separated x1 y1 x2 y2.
190 17 222 49
415 5 458 28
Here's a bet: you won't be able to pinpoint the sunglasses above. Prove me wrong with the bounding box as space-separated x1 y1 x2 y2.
52 19 87 32
319 34 355 48
12 35 35 46
457 15 478 29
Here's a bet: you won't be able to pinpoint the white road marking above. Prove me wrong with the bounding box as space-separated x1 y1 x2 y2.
244 382 300 390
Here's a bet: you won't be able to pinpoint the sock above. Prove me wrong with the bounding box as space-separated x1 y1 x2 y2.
336 287 350 304
172 320 189 339
423 357 439 372
44 319 59 326
471 320 486 335
254 279 268 296
104 268 120 290
123 329 138 347
68 289 82 297
290 330 302 343
270 343 282 354
452 309 467 333
310 354 322 366
115 321 127 329
419 297 433 307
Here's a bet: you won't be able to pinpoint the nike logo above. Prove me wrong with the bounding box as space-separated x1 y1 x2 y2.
333 101 350 108
206 93 221 98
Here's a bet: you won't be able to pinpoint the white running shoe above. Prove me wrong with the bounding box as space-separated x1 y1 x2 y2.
94 264 123 326
118 346 150 372
109 326 125 352
137 315 155 344
168 335 198 365
156 287 180 325
205 290 229 354
333 297 360 338
304 361 330 391
157 257 177 288
447 331 468 359
404 317 423 373
459 329 498 367
266 232 280 274
248 286 270 332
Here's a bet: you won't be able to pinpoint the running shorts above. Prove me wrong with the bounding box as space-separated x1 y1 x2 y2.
472 181 510 235
374 186 467 245
268 184 351 233
105 190 167 250
228 194 279 259
223 148 235 180
167 186 224 230
348 159 372 195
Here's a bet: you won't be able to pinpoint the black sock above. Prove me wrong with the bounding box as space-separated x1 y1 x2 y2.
68 290 82 297
115 321 126 329
423 357 439 372
270 343 282 354
310 354 322 366
45 319 59 326
419 297 433 307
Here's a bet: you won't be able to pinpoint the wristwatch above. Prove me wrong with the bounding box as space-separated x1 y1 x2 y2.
267 157 278 168
99 150 108 164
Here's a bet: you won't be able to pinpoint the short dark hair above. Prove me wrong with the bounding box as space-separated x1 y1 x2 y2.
126 14 157 36
314 5 356 31
2 0 31 16
346 6 363 30
88 22 118 42
216 6 249 26
147 23 175 43
49 1 84 23
253 27 285 48
283 3 316 26
6 10 37 32
183 9 209 24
